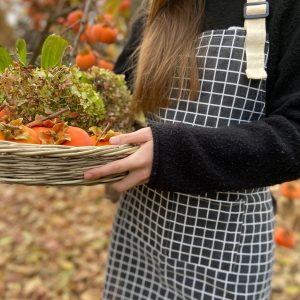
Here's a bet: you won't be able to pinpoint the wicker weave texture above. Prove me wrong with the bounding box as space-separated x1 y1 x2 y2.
0 141 138 186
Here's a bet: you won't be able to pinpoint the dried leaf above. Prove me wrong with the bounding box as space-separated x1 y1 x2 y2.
81 289 100 300
24 277 43 295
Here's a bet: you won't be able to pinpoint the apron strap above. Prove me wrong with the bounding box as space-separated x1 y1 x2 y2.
244 0 269 79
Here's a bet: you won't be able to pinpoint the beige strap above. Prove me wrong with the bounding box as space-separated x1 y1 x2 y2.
244 0 269 79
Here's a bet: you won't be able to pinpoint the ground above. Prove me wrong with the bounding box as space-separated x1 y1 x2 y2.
0 183 299 299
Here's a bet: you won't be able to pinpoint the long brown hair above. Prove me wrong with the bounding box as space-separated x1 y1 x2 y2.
133 0 205 112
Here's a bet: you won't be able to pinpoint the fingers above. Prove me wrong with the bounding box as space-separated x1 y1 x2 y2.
110 127 153 145
86 166 148 192
84 141 151 180
85 161 149 192
84 138 153 193
84 156 133 180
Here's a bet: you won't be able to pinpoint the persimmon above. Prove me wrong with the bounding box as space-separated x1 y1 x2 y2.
65 10 83 32
32 122 70 145
119 0 132 12
92 25 117 44
80 33 87 44
280 182 300 200
63 126 92 147
11 126 40 144
32 126 55 144
101 27 118 44
90 24 105 42
80 25 96 45
275 227 297 249
0 126 40 144
76 51 97 70
97 59 114 71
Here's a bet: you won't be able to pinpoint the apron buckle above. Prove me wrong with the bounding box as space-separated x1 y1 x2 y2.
244 1 269 19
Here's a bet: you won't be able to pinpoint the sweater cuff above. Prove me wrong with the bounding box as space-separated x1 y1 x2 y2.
148 121 163 188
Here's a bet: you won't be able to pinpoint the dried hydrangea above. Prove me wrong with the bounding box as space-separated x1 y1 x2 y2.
0 64 135 132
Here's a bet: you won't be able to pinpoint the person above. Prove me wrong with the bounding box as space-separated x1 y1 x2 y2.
84 0 300 299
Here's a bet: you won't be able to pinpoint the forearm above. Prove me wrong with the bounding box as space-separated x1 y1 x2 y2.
148 114 300 194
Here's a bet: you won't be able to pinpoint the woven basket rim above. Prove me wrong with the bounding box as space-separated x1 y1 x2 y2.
0 140 138 157
0 140 126 149
0 141 139 186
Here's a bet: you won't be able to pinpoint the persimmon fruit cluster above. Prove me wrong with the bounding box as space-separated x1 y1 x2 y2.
0 111 119 147
63 9 117 71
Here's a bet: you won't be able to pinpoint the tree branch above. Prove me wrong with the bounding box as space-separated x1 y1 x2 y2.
29 1 77 65
70 0 94 57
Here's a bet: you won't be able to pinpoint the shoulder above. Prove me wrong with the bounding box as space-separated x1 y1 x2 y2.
267 0 300 58
268 0 300 27
266 0 300 110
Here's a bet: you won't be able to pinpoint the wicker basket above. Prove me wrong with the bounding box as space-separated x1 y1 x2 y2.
0 140 139 186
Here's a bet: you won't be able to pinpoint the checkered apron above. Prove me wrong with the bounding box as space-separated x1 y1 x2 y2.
103 28 274 300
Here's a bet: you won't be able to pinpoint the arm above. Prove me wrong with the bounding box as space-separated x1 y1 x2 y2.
84 102 300 193
147 1 300 193
85 1 300 194
148 111 300 193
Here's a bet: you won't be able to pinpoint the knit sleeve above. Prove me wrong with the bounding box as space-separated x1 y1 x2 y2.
147 1 300 194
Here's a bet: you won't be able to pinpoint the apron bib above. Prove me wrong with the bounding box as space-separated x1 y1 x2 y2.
104 14 274 300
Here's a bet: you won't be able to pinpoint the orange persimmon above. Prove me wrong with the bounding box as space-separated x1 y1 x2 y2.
32 126 56 144
275 227 297 249
63 126 92 147
76 51 97 70
97 59 114 71
280 181 300 200
119 0 132 12
12 126 40 144
90 24 105 42
80 25 96 45
0 126 41 144
31 122 70 145
65 10 83 32
92 25 117 44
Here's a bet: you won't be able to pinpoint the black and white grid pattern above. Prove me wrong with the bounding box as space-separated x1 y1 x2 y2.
104 28 274 300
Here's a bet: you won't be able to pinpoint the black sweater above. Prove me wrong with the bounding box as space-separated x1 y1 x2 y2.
114 0 300 194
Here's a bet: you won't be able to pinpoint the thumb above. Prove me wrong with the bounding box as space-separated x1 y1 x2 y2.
109 127 153 145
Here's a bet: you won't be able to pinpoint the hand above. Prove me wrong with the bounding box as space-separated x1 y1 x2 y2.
84 127 154 192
